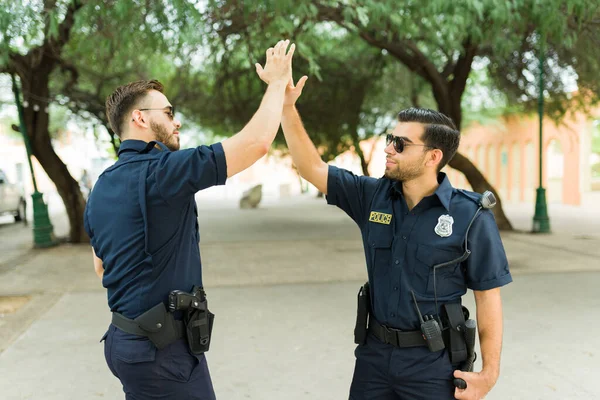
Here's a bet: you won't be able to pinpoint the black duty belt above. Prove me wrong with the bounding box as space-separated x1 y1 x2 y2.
112 312 185 341
369 319 427 348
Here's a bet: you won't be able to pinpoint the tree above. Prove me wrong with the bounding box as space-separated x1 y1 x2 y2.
1 0 87 242
204 0 600 229
0 0 203 242
487 10 600 120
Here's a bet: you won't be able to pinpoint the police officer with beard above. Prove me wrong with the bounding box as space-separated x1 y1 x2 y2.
272 72 512 400
85 40 296 399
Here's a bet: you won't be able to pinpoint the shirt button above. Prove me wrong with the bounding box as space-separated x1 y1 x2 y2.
395 259 399 265
391 313 396 317
402 236 407 240
394 287 398 291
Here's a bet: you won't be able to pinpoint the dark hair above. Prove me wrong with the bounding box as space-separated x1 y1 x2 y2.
105 80 164 137
397 107 460 172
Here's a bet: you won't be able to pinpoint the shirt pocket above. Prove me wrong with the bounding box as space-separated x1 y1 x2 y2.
367 233 393 294
368 234 393 270
413 244 466 299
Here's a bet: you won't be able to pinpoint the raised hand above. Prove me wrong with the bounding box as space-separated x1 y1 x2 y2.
255 40 295 85
284 75 308 107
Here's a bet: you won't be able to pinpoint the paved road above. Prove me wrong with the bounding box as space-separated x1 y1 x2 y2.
0 195 599 399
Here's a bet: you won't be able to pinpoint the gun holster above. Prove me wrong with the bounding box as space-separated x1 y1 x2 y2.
354 282 371 345
442 303 469 364
183 286 215 355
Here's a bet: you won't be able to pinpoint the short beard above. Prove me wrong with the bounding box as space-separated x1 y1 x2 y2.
384 154 426 182
151 121 180 151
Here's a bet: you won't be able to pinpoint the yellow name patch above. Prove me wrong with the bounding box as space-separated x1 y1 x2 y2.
369 211 392 225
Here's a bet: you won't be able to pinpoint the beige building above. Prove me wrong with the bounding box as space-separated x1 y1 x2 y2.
448 110 599 206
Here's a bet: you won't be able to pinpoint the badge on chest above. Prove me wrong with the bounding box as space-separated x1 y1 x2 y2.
435 214 454 237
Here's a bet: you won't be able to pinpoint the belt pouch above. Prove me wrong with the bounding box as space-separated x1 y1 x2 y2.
135 303 179 349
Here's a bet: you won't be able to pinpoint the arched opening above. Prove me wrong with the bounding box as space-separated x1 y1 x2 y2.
524 141 535 202
487 144 497 186
546 138 564 203
591 120 600 191
499 145 508 200
511 142 521 202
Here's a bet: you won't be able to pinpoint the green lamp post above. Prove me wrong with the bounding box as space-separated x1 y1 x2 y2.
532 37 551 233
11 73 57 248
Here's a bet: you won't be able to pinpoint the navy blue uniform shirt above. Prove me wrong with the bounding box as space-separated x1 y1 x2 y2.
327 166 512 331
84 140 227 319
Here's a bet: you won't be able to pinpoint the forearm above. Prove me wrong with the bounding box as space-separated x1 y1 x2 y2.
222 81 287 177
281 105 328 189
475 289 503 383
242 81 287 147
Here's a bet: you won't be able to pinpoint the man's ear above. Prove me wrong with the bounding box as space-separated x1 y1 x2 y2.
131 110 146 127
426 148 444 169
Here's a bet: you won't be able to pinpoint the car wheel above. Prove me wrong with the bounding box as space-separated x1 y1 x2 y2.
14 199 26 223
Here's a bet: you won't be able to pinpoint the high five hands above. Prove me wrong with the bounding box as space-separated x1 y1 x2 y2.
255 40 308 107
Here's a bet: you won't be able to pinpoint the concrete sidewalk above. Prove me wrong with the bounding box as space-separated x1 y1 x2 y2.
0 195 599 399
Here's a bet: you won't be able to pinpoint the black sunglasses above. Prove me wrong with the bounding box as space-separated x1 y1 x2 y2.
385 133 431 153
139 105 175 120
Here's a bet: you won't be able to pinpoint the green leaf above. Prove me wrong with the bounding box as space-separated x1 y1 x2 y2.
47 12 59 39
356 6 370 27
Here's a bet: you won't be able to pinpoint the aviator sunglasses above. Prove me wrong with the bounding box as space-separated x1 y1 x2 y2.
385 133 431 153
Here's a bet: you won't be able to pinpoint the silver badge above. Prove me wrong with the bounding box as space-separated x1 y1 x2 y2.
434 214 454 237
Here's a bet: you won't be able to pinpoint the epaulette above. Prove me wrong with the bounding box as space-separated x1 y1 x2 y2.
455 189 482 207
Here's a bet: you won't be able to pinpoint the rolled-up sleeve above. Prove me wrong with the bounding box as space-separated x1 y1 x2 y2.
154 142 228 202
464 210 513 291
326 165 378 227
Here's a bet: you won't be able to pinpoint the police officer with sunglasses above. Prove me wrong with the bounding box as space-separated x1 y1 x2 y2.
85 39 296 399
272 71 512 400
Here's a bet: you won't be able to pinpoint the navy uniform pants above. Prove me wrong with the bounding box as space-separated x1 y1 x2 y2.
103 324 216 400
349 334 458 400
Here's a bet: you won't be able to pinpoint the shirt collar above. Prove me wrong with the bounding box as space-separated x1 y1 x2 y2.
117 139 170 157
434 172 453 211
389 172 453 211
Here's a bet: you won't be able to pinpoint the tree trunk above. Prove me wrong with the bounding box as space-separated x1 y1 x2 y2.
351 134 371 177
448 153 512 230
7 0 87 243
20 71 88 243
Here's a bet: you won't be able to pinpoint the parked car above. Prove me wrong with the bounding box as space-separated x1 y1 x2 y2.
0 168 26 223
